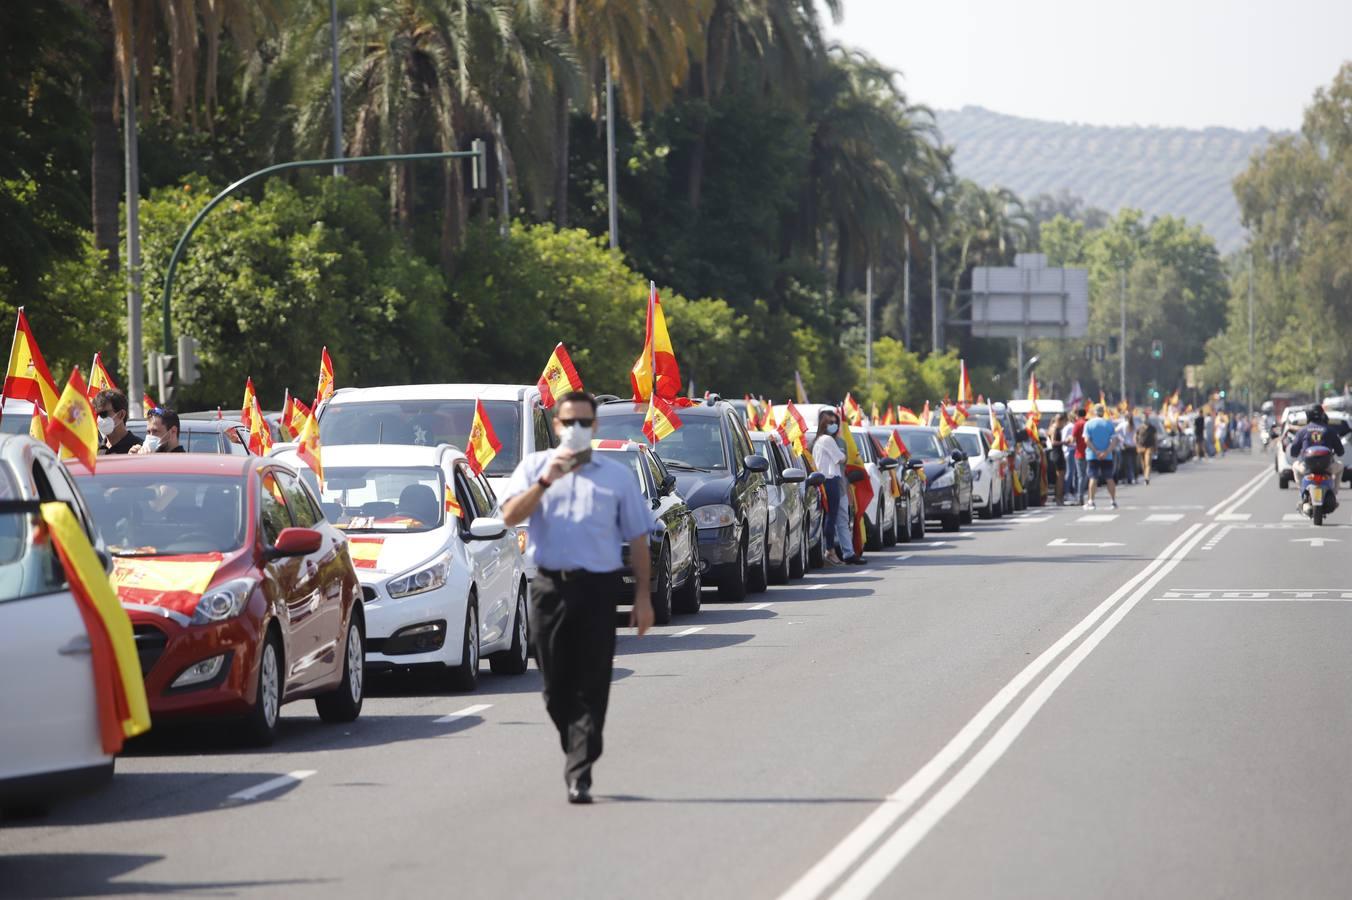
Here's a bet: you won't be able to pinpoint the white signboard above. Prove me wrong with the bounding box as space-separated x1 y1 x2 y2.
969 254 1089 339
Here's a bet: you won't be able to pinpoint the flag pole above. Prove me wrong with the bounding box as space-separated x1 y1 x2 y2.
0 308 21 431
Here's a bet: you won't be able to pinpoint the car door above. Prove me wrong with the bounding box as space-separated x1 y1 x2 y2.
728 413 768 559
644 451 691 578
275 469 346 683
258 468 322 690
457 464 511 646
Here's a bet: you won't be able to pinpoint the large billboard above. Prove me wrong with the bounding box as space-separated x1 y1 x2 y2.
969 253 1089 339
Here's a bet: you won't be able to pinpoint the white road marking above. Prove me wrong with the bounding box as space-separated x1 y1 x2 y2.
1207 467 1269 517
227 770 316 803
1214 512 1252 522
1157 589 1352 601
1076 514 1118 523
673 626 705 636
1048 537 1124 548
798 584 832 591
434 703 492 724
1201 526 1234 551
1010 516 1052 525
1148 505 1204 510
1291 537 1340 548
1144 513 1184 523
778 523 1208 900
821 521 1219 900
1283 513 1308 522
748 602 773 610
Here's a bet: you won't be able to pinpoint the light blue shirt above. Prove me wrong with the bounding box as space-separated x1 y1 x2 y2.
504 450 652 572
1084 417 1116 461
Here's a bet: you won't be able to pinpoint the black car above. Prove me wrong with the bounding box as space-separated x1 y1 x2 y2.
932 404 1036 510
1146 415 1179 472
751 434 824 583
595 398 770 602
591 441 702 624
868 426 927 542
898 425 973 532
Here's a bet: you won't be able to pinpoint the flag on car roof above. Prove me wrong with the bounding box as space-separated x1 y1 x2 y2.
316 346 335 405
87 352 118 400
939 402 958 439
537 342 584 409
28 406 45 443
4 307 59 414
46 368 99 473
41 501 150 753
630 282 682 403
884 430 908 460
295 401 323 480
990 407 1009 451
897 405 921 425
795 370 809 404
444 485 463 518
1026 374 1042 441
870 401 880 425
919 400 931 426
882 406 896 426
842 392 863 426
642 393 682 444
957 358 973 406
743 394 760 430
466 398 502 475
241 377 272 455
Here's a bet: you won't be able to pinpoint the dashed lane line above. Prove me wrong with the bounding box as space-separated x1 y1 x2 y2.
748 602 773 610
434 703 492 724
1076 514 1119 523
227 770 316 803
1214 512 1252 522
1144 513 1184 523
673 626 705 637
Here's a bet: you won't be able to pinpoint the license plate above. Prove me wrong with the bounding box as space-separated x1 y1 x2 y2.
1312 487 1324 504
622 576 636 584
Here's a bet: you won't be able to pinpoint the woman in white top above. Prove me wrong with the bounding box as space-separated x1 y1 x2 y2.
1115 413 1138 484
812 408 860 565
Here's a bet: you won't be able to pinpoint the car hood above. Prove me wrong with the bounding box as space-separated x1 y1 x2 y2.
674 471 735 508
344 527 451 580
111 548 251 621
922 461 951 483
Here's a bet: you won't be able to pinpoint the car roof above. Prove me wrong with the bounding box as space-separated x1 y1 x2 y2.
328 384 536 403
955 425 991 434
591 439 646 452
298 443 463 469
70 452 258 478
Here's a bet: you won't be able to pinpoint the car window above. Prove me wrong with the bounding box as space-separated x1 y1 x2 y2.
275 471 319 528
473 473 498 514
0 467 69 602
954 431 983 458
728 415 753 471
455 464 493 519
260 470 293 545
595 413 729 471
320 399 523 477
533 404 554 451
320 466 445 532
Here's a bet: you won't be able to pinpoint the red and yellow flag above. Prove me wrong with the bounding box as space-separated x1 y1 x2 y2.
538 342 584 409
87 352 119 400
642 393 683 444
29 406 46 442
939 402 958 439
784 402 809 457
840 423 873 552
143 392 158 413
445 485 463 518
957 359 974 407
743 395 761 431
896 405 920 425
41 501 151 753
884 430 908 460
316 346 335 405
295 401 323 480
882 406 896 426
466 398 502 474
47 368 99 473
842 392 863 426
4 308 59 413
241 377 272 455
870 401 880 425
990 407 1009 451
630 282 681 402
1027 374 1042 441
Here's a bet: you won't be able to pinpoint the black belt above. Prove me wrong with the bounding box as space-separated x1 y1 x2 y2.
539 567 613 582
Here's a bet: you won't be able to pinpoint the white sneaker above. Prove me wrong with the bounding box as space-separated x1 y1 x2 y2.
1083 500 1095 510
1110 500 1119 510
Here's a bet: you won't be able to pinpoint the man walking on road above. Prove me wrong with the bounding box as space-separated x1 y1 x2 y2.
1083 405 1119 510
502 392 655 805
1071 407 1089 505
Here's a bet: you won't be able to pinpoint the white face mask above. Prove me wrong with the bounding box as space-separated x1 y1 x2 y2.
97 415 116 438
141 434 162 453
559 424 593 453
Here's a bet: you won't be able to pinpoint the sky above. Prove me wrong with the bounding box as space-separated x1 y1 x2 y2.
827 0 1351 131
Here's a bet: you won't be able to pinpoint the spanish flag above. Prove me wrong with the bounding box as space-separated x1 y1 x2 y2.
241 377 272 456
348 536 385 570
1026 374 1042 441
938 402 958 439
957 359 974 406
884 430 908 460
279 393 312 442
143 393 158 414
4 308 59 413
642 393 682 444
87 352 119 400
743 395 760 431
537 342 584 409
785 402 809 456
630 282 682 402
295 401 324 480
46 368 99 473
870 402 880 425
316 346 335 405
29 406 46 443
445 485 463 518
882 406 896 426
840 420 874 521
897 405 921 425
990 407 1009 451
466 398 502 475
842 392 863 426
41 501 150 753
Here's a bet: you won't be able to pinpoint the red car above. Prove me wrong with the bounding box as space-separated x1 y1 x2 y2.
74 454 364 745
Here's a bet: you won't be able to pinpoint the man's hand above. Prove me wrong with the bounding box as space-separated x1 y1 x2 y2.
629 589 654 636
544 448 577 484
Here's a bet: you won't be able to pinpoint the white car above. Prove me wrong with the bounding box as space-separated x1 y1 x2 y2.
850 426 901 549
274 443 529 691
1275 406 1309 489
0 435 114 812
317 383 556 572
0 398 36 435
954 425 1008 518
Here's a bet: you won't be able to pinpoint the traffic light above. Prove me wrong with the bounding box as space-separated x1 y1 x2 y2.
1150 339 1163 359
1108 336 1119 354
155 353 177 408
177 335 200 385
1218 389 1227 399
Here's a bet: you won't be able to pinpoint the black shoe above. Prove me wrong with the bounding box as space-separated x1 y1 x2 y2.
846 556 866 566
568 782 592 805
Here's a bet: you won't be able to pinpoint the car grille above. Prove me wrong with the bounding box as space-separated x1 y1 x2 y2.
133 624 168 676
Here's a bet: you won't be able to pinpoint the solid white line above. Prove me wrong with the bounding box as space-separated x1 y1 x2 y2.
673 626 705 637
227 770 316 803
1205 468 1268 516
748 602 773 610
434 703 492 724
830 521 1220 899
777 522 1206 900
1144 513 1184 523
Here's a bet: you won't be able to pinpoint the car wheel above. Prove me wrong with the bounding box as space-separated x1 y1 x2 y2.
941 511 960 532
978 492 993 519
770 523 791 585
747 528 769 594
718 537 749 602
674 553 703 614
316 613 365 723
651 545 675 624
789 522 807 578
896 501 913 543
960 494 974 525
992 493 1004 518
865 506 884 551
1278 474 1291 490
447 600 479 692
911 500 926 540
808 523 825 569
490 584 530 675
244 629 284 746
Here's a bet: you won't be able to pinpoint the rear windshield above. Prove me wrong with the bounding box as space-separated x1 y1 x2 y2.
84 474 246 556
595 414 728 472
320 400 521 477
320 466 446 532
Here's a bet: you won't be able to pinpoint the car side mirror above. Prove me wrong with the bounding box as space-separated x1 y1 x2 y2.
906 459 925 470
745 454 770 473
468 517 508 541
781 467 807 483
659 473 677 495
806 472 826 487
267 527 322 559
878 458 899 471
950 449 966 462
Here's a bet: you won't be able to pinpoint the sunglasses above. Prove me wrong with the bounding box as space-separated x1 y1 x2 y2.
559 418 595 427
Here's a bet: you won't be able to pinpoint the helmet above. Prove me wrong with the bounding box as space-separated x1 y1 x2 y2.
1307 404 1329 425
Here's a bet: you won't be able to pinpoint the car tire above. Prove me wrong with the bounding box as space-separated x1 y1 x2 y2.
896 501 913 543
911 500 926 540
447 600 479 692
674 554 703 614
865 508 884 552
718 538 749 602
490 584 530 675
992 493 1004 518
941 510 960 532
808 524 825 569
1278 474 1291 490
960 495 974 525
651 545 674 624
747 529 769 594
770 524 792 585
789 522 807 578
316 612 365 723
978 494 993 519
243 629 284 746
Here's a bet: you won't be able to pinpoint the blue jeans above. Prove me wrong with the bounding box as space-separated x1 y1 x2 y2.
829 476 855 559
1074 458 1088 502
823 477 842 554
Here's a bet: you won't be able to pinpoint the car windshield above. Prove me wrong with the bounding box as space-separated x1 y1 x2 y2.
595 414 728 471
83 474 247 556
897 428 943 459
955 432 985 457
319 466 445 532
319 399 522 477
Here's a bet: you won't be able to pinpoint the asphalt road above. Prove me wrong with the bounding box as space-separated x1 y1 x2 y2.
4 449 1348 900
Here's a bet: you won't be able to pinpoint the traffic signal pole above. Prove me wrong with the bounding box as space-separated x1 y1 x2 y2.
1119 269 1127 405
159 147 487 356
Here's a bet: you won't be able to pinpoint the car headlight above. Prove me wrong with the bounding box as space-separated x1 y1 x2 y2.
930 470 955 489
1160 438 1173 447
388 550 452 599
192 578 256 625
693 504 737 529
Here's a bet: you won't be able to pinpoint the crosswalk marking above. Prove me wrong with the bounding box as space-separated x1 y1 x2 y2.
1144 513 1184 523
1283 513 1307 522
1215 513 1252 522
1076 514 1119 523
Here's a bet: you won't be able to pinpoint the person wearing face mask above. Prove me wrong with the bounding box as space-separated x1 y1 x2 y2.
501 391 654 805
131 408 186 454
812 408 861 566
94 390 139 454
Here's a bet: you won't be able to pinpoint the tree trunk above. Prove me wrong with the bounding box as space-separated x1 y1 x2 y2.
552 85 570 228
88 0 120 272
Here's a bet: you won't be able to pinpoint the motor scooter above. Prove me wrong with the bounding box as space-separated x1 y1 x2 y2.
1298 445 1339 525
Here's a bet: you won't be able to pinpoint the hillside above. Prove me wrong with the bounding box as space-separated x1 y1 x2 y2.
935 106 1280 253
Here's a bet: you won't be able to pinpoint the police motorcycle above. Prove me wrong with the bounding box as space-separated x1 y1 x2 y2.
1298 445 1339 525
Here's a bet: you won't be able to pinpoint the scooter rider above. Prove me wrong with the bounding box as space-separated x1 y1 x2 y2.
1290 405 1345 481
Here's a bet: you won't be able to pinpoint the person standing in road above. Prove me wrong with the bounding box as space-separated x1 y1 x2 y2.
500 392 655 805
1048 412 1068 505
1193 411 1206 461
1116 412 1138 485
1071 407 1089 505
812 409 861 566
1083 405 1119 510
1061 414 1078 500
1136 415 1157 485
94 390 139 454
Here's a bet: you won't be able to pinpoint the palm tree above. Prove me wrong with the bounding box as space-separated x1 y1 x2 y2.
944 179 1032 301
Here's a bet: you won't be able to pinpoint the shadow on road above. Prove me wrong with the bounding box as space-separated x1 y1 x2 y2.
601 794 881 805
0 853 324 897
614 633 752 656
